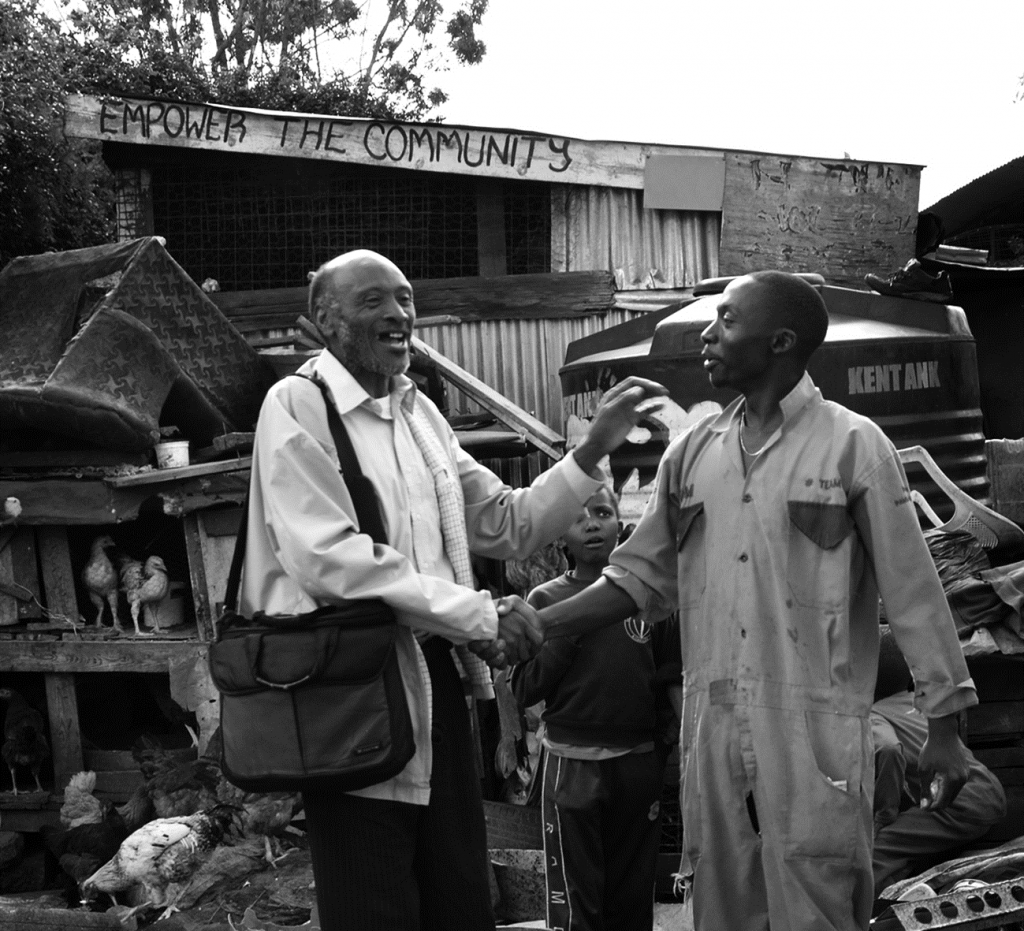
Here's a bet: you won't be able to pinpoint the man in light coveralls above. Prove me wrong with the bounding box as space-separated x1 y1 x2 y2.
535 271 977 930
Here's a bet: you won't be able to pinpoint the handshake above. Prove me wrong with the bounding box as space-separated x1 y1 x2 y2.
469 596 546 669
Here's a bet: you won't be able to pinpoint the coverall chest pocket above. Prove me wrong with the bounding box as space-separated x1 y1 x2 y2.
676 501 707 609
786 501 855 610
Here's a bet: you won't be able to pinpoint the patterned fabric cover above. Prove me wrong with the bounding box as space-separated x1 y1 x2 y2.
0 238 276 451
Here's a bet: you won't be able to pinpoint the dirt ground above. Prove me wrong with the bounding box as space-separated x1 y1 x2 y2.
122 845 318 931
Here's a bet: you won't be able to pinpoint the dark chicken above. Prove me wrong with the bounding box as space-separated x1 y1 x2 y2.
0 687 49 794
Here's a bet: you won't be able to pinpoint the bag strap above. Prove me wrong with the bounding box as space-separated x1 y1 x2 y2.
222 373 388 613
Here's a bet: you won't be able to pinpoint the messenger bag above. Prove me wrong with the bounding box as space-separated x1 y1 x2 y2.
209 374 415 792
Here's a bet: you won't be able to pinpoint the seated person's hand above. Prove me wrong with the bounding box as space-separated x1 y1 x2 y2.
918 717 971 810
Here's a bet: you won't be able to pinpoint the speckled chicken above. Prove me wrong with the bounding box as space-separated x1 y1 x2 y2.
81 535 121 630
80 804 239 922
118 554 169 636
0 687 49 794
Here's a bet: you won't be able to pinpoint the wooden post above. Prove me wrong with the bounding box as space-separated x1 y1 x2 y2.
43 673 83 793
182 512 213 640
35 527 81 628
475 179 507 277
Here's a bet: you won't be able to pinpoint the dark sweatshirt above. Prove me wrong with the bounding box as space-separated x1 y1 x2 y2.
511 572 681 749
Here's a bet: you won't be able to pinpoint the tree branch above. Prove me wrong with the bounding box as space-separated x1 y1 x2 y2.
357 0 401 107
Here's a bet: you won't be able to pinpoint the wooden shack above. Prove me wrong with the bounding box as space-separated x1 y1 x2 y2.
63 92 924 434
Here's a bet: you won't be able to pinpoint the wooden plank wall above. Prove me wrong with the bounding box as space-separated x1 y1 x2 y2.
210 270 617 335
718 154 921 287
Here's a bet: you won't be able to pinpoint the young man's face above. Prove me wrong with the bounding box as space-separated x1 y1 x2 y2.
324 256 416 386
563 487 620 569
700 277 778 393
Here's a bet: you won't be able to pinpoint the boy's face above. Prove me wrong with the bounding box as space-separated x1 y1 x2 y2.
562 488 620 568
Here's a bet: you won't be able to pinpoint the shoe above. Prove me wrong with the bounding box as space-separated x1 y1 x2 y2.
865 259 954 303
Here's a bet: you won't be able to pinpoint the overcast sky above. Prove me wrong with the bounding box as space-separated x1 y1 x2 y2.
433 0 1024 209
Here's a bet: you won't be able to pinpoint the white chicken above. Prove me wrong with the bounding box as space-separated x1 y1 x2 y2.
81 535 121 630
118 554 169 636
80 804 238 922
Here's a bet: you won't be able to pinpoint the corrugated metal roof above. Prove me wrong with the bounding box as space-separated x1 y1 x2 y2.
551 185 720 290
418 310 647 433
924 155 1024 237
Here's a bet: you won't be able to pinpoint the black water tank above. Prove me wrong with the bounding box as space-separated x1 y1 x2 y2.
560 282 986 517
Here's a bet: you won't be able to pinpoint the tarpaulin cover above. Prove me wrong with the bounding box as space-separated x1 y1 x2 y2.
0 238 277 451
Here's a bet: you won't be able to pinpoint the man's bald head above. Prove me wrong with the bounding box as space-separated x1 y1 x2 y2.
745 270 829 364
306 250 415 396
308 250 406 322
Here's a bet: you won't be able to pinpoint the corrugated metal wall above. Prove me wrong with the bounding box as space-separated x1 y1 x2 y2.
418 310 646 435
419 183 722 437
551 185 721 290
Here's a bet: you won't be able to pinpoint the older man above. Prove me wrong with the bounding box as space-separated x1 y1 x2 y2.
536 271 977 931
238 249 665 931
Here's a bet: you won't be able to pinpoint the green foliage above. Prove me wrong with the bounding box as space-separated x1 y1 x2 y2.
61 0 491 121
0 0 115 268
0 0 492 266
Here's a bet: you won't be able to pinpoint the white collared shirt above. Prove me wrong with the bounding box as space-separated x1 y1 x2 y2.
239 350 603 803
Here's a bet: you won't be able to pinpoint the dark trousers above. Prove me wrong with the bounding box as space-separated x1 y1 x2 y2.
302 638 495 931
542 750 664 931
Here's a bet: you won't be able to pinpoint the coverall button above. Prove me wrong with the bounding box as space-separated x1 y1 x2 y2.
742 493 752 503
739 553 749 562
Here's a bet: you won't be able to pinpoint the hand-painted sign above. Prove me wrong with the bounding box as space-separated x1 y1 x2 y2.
65 94 716 189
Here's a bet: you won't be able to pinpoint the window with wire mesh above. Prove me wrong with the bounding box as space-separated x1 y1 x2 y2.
148 153 550 290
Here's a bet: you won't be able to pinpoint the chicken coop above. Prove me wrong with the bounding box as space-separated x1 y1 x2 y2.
0 237 569 856
0 238 278 845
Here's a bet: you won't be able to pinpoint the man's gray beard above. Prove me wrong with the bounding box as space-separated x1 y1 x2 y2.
334 319 410 380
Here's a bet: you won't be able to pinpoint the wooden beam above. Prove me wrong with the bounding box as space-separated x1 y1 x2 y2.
0 472 248 524
411 337 564 461
103 458 251 487
0 806 60 833
210 270 617 328
65 93 734 190
0 640 206 674
0 479 146 525
0 905 123 929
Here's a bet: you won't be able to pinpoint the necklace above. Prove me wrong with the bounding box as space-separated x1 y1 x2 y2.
740 414 766 457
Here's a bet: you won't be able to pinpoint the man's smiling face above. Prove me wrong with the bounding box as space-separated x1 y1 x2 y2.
323 253 416 393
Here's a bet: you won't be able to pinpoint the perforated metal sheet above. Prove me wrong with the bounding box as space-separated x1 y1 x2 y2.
889 877 1024 929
